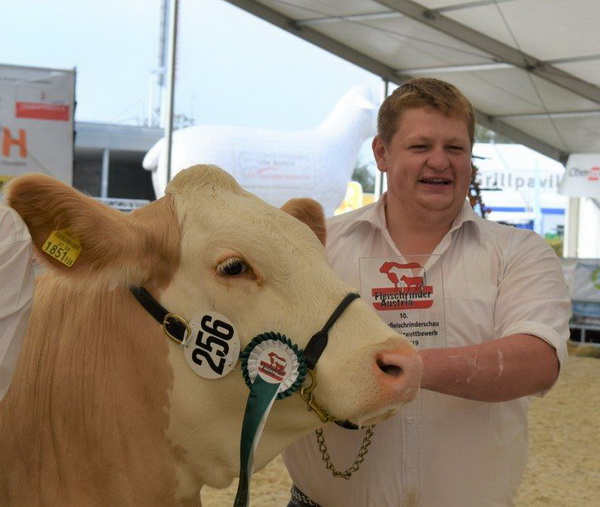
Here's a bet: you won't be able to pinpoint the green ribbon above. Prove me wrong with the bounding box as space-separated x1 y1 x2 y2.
233 375 280 507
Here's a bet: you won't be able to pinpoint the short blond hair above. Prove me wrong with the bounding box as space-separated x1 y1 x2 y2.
377 77 475 146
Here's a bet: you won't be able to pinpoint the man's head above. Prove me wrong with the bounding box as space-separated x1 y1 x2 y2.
372 78 475 230
377 78 475 148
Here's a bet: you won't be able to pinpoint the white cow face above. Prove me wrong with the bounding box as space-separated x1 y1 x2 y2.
159 166 422 487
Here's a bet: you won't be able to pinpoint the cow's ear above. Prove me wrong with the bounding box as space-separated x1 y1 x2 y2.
5 174 179 288
281 198 326 247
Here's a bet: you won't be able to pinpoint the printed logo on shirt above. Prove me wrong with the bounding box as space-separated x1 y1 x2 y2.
371 261 434 311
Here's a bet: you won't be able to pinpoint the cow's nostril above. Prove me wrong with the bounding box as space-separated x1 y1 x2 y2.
377 358 403 377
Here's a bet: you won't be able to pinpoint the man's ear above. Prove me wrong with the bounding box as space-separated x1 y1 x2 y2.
280 198 326 247
372 136 388 172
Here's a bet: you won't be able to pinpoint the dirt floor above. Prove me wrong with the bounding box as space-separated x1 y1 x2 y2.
202 354 600 507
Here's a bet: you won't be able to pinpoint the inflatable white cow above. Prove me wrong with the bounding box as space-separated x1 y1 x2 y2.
0 165 421 506
143 86 378 216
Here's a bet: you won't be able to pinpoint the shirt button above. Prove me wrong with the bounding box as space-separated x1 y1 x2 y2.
408 467 417 474
406 416 414 424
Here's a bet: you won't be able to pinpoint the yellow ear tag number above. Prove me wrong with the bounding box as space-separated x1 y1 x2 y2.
43 229 82 267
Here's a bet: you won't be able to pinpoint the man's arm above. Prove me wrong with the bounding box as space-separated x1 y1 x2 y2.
419 333 559 402
0 206 35 400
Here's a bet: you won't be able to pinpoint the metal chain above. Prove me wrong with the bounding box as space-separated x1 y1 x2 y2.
314 425 374 480
290 486 320 507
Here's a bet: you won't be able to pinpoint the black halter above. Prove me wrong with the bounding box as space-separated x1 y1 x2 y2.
302 292 360 370
129 286 361 429
129 286 360 360
129 286 189 342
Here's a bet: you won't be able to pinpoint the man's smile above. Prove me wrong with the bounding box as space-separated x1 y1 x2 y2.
419 177 452 185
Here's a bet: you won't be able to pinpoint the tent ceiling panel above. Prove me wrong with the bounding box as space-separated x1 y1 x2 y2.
311 16 492 70
441 1 600 61
557 60 600 87
504 115 600 155
225 0 600 162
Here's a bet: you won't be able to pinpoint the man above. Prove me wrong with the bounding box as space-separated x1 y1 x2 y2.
283 78 571 506
0 201 35 400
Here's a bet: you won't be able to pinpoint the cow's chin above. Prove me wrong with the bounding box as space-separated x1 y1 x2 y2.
347 403 403 428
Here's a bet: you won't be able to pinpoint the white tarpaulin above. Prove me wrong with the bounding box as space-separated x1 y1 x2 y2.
558 154 600 198
0 63 75 191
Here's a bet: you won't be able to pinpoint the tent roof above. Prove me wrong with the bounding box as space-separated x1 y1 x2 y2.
225 0 600 163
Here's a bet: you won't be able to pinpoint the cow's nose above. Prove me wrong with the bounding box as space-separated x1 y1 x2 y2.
374 347 423 394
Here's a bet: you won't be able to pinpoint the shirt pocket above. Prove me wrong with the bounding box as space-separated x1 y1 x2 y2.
443 283 498 346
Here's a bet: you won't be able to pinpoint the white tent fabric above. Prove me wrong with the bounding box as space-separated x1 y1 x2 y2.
225 0 600 164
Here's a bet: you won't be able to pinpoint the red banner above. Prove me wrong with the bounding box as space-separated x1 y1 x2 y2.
15 102 70 121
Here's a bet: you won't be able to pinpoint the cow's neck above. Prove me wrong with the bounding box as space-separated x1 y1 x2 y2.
0 275 200 505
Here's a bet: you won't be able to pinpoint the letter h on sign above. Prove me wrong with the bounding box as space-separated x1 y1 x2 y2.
2 127 27 158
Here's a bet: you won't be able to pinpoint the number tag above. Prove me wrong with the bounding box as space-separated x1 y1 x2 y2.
183 312 240 379
43 229 82 267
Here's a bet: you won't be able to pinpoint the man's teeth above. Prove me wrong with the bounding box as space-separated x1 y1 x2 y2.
421 178 450 184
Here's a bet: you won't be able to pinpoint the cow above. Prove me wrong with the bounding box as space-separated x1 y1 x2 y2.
0 165 422 506
400 275 424 290
379 261 422 290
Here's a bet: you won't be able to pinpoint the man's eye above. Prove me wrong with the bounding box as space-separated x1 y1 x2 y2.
217 258 248 276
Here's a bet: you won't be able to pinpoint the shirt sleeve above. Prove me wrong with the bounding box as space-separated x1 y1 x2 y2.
0 206 35 400
494 229 572 375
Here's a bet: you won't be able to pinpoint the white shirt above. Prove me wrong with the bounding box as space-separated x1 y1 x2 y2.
0 202 35 401
283 196 571 507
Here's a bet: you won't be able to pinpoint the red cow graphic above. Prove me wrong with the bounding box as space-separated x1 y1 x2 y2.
400 275 424 290
268 351 286 371
380 261 422 289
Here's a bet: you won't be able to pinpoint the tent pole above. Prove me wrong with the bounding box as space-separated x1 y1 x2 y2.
164 0 179 185
374 79 389 200
564 197 580 258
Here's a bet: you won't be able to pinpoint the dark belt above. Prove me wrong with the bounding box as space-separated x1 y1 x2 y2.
288 485 322 507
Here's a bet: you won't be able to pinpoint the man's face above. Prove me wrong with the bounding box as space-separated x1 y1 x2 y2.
373 107 472 220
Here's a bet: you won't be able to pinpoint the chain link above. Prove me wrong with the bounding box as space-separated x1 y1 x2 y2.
314 425 374 480
290 486 320 506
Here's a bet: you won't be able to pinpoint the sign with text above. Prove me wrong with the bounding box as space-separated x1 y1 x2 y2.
360 255 446 349
558 153 600 198
0 63 75 191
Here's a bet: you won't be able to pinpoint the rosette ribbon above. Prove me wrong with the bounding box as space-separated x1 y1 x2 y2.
233 333 306 507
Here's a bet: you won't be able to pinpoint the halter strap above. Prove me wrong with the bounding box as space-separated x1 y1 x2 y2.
303 293 360 370
130 285 360 371
129 286 188 342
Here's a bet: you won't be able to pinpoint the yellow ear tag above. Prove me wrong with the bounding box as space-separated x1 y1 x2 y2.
43 229 82 267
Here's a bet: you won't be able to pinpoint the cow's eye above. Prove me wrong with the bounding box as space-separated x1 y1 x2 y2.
217 257 248 276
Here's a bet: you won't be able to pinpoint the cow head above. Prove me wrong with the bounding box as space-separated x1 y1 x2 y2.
5 165 421 498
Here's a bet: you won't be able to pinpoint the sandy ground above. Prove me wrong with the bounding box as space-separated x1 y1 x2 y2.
202 354 600 506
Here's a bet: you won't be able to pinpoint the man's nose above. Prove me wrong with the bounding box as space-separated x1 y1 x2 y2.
426 147 449 170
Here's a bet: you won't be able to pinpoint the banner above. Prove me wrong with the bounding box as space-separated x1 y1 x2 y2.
558 153 600 198
0 63 75 191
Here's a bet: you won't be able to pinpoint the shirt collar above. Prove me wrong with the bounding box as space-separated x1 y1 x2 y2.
450 200 480 233
340 194 481 237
